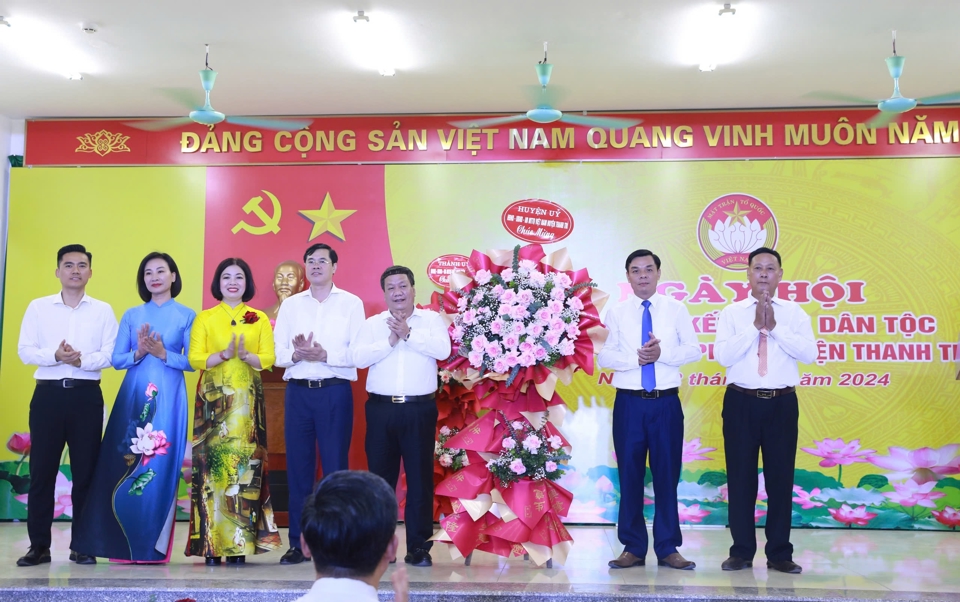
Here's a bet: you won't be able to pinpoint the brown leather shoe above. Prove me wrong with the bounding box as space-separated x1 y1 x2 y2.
658 552 695 570
767 559 802 574
608 551 645 568
721 556 753 571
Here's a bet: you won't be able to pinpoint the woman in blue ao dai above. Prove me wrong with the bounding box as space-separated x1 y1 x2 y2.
73 252 195 563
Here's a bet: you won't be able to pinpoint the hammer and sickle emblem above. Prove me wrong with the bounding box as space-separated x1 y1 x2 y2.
231 190 282 235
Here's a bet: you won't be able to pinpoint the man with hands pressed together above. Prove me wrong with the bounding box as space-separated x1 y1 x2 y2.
598 250 702 570
352 266 451 568
16 244 118 567
715 247 817 574
273 243 365 566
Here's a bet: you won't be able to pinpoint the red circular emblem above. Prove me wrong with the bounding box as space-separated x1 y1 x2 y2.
697 193 778 271
427 254 470 288
501 199 574 244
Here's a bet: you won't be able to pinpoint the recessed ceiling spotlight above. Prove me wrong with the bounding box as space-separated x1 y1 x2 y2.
0 16 11 28
353 10 369 23
80 22 98 34
699 63 716 72
379 67 396 76
66 72 83 80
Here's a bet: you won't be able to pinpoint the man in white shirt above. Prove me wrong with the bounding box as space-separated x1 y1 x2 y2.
715 247 817 574
295 470 407 602
274 243 366 565
16 244 118 567
598 250 702 570
352 266 451 567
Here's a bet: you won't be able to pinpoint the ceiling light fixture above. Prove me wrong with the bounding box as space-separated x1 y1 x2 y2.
718 3 736 16
352 10 397 77
0 16 11 28
697 2 737 72
66 73 83 80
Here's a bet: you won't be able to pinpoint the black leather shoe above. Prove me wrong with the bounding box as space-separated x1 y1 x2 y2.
767 559 802 574
205 556 222 566
226 556 245 565
279 547 305 565
404 549 433 567
721 556 753 571
74 553 97 565
17 547 51 567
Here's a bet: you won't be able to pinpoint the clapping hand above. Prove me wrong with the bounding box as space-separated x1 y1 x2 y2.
386 311 411 347
134 323 151 360
237 334 249 362
637 332 662 366
141 330 167 362
754 292 776 331
222 333 237 360
292 332 327 363
55 340 82 367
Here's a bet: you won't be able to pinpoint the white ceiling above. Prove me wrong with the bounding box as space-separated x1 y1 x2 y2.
1 0 960 120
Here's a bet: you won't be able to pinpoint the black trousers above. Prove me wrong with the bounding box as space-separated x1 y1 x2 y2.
722 387 798 562
365 398 438 552
27 383 104 550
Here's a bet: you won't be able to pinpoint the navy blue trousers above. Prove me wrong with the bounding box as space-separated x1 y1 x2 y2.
722 388 798 562
612 390 684 560
284 381 354 543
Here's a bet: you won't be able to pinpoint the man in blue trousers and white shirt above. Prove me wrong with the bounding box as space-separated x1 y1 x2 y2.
598 249 702 570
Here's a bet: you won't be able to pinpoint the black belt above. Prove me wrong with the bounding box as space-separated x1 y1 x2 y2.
36 379 100 389
728 384 796 399
369 393 436 404
618 387 679 399
289 377 350 389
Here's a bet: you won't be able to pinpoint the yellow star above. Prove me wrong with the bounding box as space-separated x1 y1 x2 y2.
298 193 357 241
724 202 751 225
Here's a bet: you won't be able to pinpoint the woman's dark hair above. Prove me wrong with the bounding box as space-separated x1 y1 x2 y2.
301 470 397 578
210 257 256 302
137 252 182 302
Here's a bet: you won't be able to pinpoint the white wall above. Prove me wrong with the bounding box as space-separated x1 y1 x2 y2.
0 117 25 313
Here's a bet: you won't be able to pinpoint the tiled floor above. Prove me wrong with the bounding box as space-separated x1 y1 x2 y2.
0 522 958 600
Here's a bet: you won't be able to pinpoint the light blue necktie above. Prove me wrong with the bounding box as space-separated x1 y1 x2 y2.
641 300 656 392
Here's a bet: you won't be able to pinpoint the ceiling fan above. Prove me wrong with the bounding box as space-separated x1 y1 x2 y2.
807 31 960 129
125 45 312 132
449 43 642 130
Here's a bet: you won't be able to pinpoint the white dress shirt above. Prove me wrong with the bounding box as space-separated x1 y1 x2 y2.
715 295 817 389
294 577 380 602
597 292 702 390
18 293 119 380
274 285 366 381
352 308 452 396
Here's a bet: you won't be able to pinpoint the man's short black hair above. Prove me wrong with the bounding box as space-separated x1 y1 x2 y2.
624 249 661 271
137 252 183 303
304 243 338 265
748 247 782 267
380 265 415 290
301 470 398 578
58 244 92 266
210 257 256 302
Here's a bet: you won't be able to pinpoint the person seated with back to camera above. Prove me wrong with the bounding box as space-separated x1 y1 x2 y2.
294 470 409 602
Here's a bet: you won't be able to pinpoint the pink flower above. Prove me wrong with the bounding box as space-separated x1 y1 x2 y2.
681 438 717 462
548 318 565 332
792 486 824 509
534 346 549 361
500 290 517 304
544 331 561 347
475 269 492 285
439 454 453 467
6 432 31 456
451 325 465 341
502 438 516 450
485 342 503 358
566 296 584 311
129 423 171 466
145 382 159 399
536 308 551 322
932 507 960 528
517 289 534 305
522 434 542 454
519 259 538 271
500 269 515 283
518 351 536 367
519 340 534 353
493 358 509 373
545 461 558 472
456 297 468 311
16 471 72 518
829 504 877 527
550 287 566 300
551 272 572 288
558 339 576 356
462 309 478 325
490 319 505 335
528 271 546 287
548 300 564 315
507 305 528 320
867 445 960 484
503 334 520 350
801 438 876 468
883 480 946 508
754 508 767 523
512 321 526 334
511 421 526 430
717 484 729 502
565 324 580 339
440 426 452 436
547 435 563 450
467 350 484 367
678 503 711 523
472 290 484 303
509 459 526 475
470 336 487 352
527 323 545 339
491 285 504 297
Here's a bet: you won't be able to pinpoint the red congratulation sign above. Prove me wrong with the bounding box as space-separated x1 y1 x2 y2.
501 199 574 244
427 254 470 288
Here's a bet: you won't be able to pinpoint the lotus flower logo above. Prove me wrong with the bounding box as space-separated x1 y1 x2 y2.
75 130 131 157
697 194 778 271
